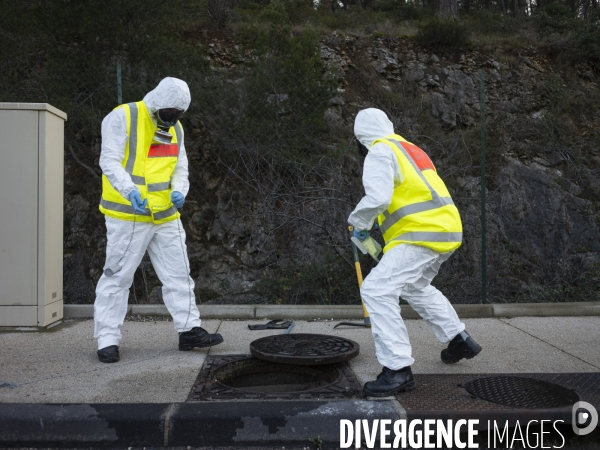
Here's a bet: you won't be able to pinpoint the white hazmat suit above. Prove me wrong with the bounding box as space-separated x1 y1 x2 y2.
348 109 465 370
94 78 201 350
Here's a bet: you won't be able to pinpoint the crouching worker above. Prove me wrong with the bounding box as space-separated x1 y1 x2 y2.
349 108 481 396
94 77 223 363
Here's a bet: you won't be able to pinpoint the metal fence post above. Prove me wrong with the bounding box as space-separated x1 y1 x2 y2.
480 70 487 304
117 62 122 105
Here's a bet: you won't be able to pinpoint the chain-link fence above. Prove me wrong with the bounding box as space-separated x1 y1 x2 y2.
2 2 599 306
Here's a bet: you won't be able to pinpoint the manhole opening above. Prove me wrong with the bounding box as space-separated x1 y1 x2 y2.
464 376 580 408
215 359 339 393
188 354 364 401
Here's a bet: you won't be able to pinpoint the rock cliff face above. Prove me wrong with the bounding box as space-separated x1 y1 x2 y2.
63 33 600 305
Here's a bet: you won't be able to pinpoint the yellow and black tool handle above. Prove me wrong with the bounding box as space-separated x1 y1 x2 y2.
348 225 371 326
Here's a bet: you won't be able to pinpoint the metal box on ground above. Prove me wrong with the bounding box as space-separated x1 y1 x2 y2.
0 103 67 327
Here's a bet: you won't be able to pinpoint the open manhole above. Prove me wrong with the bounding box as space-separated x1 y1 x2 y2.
250 333 360 365
464 376 579 408
188 355 363 401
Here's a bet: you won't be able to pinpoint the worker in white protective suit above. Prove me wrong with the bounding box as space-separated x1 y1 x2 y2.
94 77 223 363
349 108 481 396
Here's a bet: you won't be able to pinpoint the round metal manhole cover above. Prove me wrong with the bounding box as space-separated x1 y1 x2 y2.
250 333 360 365
465 376 579 408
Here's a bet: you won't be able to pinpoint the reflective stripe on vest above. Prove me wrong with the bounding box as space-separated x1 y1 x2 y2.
125 102 138 176
380 139 455 236
100 198 151 216
131 175 146 185
174 122 183 155
147 181 171 192
391 231 463 243
154 205 178 220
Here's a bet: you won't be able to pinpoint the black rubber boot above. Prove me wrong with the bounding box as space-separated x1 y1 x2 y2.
179 327 224 351
363 366 415 397
97 345 119 363
441 330 482 364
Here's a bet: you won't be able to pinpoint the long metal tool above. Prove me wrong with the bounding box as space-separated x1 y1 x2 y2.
334 226 371 329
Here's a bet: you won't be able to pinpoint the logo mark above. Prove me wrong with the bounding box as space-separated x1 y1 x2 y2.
572 401 598 436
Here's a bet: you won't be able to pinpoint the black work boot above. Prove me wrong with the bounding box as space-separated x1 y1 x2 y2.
363 366 415 397
441 330 482 364
97 345 119 363
179 327 224 351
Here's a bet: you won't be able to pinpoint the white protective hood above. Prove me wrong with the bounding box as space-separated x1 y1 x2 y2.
354 108 395 148
143 77 191 113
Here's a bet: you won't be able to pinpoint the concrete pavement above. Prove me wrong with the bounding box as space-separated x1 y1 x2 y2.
1 315 598 403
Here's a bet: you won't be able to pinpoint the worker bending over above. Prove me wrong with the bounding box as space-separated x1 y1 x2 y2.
349 108 481 397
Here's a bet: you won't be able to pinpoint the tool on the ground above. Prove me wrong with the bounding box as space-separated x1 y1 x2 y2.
334 226 372 329
248 319 293 330
284 320 295 334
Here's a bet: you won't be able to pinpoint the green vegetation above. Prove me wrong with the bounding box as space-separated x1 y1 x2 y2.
203 0 337 162
252 250 359 305
415 19 470 55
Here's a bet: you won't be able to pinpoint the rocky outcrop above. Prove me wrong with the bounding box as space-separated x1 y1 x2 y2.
487 158 600 300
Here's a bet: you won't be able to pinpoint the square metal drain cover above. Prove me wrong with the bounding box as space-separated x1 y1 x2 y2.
187 354 364 401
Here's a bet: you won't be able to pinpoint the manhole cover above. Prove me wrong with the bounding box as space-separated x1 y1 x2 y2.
250 333 360 365
465 376 579 408
188 355 364 401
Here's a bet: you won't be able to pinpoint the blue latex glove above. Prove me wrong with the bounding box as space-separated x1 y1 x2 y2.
128 190 148 214
171 191 185 209
353 229 370 241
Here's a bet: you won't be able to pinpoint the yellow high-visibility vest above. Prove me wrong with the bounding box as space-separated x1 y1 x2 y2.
99 101 182 224
373 134 462 254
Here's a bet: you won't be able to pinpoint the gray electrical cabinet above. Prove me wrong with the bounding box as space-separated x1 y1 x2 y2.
0 103 67 327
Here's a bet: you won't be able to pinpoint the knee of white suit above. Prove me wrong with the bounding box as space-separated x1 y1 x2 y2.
361 279 404 309
105 272 136 290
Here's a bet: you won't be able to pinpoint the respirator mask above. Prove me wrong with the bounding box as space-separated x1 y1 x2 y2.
356 138 369 158
153 108 184 144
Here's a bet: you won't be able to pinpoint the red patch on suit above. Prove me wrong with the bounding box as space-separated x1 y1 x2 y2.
148 144 178 157
400 142 436 171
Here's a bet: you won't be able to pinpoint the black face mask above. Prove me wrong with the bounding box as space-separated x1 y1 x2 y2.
157 108 184 127
356 138 369 158
153 108 184 144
